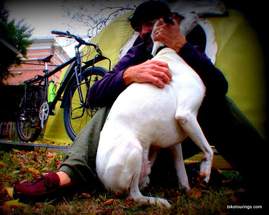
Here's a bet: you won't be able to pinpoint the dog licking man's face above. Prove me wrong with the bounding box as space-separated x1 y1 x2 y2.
138 12 184 40
150 13 184 56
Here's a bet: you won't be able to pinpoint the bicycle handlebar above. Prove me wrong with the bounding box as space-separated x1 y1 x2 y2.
51 30 69 37
51 30 102 54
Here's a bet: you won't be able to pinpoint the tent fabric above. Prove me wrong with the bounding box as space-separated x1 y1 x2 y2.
210 10 266 136
43 13 134 145
43 10 266 145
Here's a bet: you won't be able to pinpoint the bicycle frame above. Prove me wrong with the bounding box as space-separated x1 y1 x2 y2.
16 30 110 141
25 56 76 109
25 49 110 116
49 53 110 113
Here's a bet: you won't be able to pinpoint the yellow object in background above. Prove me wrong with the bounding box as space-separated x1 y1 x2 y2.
43 13 134 145
43 10 266 145
209 10 266 136
48 80 56 103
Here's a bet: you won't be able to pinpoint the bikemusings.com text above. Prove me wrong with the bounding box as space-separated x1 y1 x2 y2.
227 204 263 210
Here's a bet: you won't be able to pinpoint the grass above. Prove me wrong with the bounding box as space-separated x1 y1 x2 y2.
0 147 259 215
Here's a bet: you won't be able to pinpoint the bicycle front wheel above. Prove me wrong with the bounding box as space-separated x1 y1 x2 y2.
16 86 43 142
63 67 106 140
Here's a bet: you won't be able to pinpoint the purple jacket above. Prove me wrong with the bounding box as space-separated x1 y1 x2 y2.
88 36 228 108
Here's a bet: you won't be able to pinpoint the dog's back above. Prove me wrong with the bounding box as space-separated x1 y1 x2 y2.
96 48 205 191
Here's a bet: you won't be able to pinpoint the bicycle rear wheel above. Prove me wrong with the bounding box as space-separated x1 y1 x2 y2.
16 86 44 142
64 67 106 140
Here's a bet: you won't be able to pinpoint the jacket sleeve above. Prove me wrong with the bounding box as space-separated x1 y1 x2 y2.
87 68 126 108
87 40 149 108
179 42 228 99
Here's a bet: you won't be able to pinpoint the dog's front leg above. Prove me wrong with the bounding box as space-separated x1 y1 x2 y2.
129 147 171 208
169 144 190 192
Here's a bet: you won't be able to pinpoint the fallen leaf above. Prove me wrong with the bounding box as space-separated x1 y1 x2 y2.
104 198 114 205
188 188 202 199
80 192 91 198
0 161 7 168
47 152 56 159
0 185 11 202
124 198 135 207
26 167 40 176
4 187 14 198
4 199 27 208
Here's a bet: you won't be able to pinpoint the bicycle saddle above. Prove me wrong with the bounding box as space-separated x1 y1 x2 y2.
23 54 53 63
39 54 53 63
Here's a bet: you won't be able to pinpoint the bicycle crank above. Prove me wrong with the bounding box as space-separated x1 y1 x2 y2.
39 102 49 128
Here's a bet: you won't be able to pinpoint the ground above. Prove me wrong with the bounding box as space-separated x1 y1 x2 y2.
0 147 264 215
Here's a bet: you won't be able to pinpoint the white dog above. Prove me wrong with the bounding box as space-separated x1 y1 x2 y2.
96 15 213 208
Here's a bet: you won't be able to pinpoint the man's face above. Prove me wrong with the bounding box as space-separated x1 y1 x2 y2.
138 20 156 39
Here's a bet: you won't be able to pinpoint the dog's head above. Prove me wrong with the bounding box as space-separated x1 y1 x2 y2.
151 12 199 56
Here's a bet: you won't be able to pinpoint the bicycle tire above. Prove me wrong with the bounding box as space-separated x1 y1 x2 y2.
63 67 106 140
16 86 44 142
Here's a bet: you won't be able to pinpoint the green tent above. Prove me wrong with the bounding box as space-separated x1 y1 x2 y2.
43 10 266 145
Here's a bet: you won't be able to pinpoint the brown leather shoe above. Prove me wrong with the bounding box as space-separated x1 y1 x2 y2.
14 172 60 201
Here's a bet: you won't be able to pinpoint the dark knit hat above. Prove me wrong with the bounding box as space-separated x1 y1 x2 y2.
129 0 172 31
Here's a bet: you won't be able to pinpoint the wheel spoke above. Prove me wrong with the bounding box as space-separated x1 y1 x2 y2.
64 67 106 140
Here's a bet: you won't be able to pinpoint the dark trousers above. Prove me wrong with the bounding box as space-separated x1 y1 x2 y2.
198 96 266 201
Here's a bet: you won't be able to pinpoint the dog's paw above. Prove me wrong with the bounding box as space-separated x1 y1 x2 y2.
199 157 213 183
155 197 171 208
195 174 210 189
132 196 171 208
178 183 191 193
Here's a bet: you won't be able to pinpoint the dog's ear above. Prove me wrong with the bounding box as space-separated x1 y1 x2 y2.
172 12 185 24
179 12 199 36
151 20 164 56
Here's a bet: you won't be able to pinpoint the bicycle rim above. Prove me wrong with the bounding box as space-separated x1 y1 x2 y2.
16 115 42 142
64 67 106 140
16 87 43 142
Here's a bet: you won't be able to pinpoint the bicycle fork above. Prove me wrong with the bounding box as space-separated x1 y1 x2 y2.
74 45 85 107
39 62 50 128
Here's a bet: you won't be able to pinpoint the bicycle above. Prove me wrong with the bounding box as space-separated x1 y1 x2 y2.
16 30 110 142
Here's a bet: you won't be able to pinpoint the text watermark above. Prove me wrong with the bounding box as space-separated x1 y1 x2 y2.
227 204 263 210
